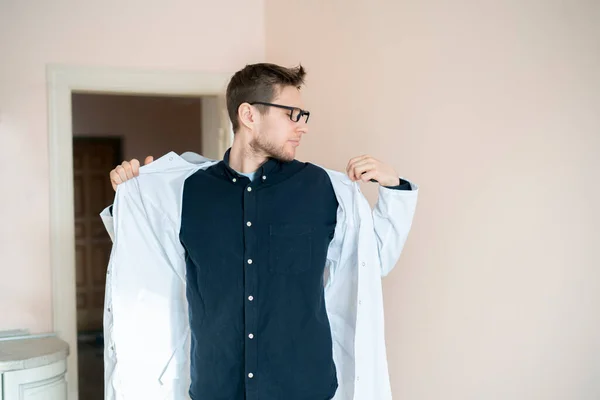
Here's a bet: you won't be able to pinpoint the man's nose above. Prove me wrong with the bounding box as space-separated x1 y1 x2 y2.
297 123 309 135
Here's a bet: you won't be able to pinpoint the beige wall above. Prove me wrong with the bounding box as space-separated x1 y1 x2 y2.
72 93 203 160
266 0 600 399
0 0 264 333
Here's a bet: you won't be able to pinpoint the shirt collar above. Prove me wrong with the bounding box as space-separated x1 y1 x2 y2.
222 147 283 182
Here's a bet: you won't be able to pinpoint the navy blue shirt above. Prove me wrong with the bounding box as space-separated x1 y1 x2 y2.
180 150 340 400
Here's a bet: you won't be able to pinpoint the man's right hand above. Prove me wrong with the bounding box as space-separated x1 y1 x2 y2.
109 156 154 191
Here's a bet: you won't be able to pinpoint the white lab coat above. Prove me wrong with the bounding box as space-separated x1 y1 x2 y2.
100 151 418 400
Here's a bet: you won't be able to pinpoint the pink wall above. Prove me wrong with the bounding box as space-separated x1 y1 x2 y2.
266 0 600 399
0 0 264 333
73 93 203 161
1 0 599 397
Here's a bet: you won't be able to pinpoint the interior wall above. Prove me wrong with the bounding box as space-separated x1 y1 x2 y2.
265 0 600 399
0 0 264 333
72 93 203 161
201 96 223 160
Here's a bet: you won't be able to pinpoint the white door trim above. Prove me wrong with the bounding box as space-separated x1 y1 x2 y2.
46 65 233 400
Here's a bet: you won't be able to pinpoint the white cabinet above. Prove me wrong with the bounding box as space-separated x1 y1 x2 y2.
3 360 67 400
0 335 69 400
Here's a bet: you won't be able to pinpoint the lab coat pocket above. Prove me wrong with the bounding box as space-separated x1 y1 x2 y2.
268 223 313 274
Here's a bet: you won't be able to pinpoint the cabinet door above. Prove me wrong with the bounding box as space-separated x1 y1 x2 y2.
3 360 67 400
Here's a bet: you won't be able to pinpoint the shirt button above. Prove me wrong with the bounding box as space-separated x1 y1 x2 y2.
247 187 252 192
262 175 266 180
248 295 254 301
361 262 366 267
246 221 252 227
248 373 254 378
248 333 254 339
247 259 253 265
108 307 111 312
358 300 362 305
232 178 237 183
356 376 360 381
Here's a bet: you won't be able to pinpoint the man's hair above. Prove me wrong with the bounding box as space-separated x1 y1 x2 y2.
226 63 306 132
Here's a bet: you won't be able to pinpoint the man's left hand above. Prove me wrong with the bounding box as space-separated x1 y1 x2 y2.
346 155 400 187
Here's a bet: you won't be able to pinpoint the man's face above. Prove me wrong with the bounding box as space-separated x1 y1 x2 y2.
250 85 309 162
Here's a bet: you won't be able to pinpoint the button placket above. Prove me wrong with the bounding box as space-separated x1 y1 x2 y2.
243 180 258 394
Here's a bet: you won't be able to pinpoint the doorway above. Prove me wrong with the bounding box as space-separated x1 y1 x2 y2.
71 91 216 398
48 65 233 400
73 137 120 400
71 92 218 399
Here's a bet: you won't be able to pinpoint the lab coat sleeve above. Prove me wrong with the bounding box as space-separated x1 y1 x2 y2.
103 182 187 395
372 179 419 277
100 205 115 242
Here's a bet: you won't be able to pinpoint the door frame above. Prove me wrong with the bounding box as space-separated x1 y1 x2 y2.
47 64 233 400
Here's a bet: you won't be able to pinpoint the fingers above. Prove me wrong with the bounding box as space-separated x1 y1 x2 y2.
359 169 377 182
347 155 377 181
130 159 140 177
109 169 120 192
115 164 129 182
108 158 146 192
107 155 173 193
346 155 370 175
346 154 397 185
354 159 375 176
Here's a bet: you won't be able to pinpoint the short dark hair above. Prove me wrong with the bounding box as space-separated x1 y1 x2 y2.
226 63 306 132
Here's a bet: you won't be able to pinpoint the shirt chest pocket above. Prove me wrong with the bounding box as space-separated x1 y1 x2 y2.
268 223 313 274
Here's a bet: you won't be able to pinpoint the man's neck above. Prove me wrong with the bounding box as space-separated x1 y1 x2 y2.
228 137 268 173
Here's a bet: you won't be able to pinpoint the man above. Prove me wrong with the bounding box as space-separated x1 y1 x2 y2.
103 63 418 400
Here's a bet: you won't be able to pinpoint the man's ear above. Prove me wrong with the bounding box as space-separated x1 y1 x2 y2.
238 103 256 130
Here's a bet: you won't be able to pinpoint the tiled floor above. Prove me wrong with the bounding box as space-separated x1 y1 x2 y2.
78 333 104 400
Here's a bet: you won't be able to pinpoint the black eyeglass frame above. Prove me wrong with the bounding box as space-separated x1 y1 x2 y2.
249 101 310 123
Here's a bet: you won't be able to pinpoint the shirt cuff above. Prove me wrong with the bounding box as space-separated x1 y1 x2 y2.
384 178 412 191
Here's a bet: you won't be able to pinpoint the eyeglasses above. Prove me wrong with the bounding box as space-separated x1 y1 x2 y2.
249 102 310 124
